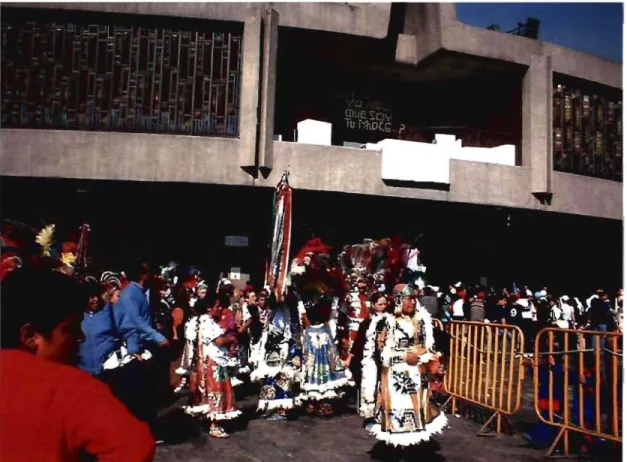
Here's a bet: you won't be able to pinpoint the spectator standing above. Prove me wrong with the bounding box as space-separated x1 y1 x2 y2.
0 267 154 462
450 286 467 321
420 285 440 318
77 281 120 385
469 288 486 322
114 262 169 433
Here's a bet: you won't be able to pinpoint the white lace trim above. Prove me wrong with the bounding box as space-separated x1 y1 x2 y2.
183 406 242 421
250 364 297 382
257 398 295 411
295 389 345 404
360 313 391 414
416 305 435 353
366 412 448 446
300 376 353 392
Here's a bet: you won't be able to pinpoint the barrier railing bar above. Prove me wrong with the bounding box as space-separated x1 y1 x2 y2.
477 324 486 404
471 325 479 402
595 338 601 434
507 328 516 413
612 336 619 438
498 326 507 414
548 329 554 425
578 334 585 443
491 325 499 409
563 332 570 452
535 348 622 357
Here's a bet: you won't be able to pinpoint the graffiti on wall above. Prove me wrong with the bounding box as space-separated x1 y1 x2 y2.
342 92 393 134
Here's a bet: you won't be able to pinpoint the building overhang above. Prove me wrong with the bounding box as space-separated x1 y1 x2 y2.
397 4 622 89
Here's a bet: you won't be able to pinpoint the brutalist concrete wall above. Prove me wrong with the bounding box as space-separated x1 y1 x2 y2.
4 2 392 38
0 129 253 186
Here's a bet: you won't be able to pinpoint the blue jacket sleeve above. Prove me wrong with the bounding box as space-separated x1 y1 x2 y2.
129 291 166 346
114 297 142 355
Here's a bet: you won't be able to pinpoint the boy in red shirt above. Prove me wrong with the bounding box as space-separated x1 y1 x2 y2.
0 267 155 462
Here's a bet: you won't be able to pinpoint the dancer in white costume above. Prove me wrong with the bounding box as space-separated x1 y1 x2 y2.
366 283 447 446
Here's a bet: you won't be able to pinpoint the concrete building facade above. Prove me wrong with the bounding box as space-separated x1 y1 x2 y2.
1 3 622 220
0 3 623 291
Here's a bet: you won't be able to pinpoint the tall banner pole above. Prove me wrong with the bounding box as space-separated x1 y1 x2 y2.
265 170 292 299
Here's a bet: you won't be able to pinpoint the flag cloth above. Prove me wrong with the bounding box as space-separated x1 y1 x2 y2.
265 171 293 299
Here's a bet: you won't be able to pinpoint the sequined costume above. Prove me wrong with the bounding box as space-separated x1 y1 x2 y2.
181 315 241 422
250 304 302 417
366 305 447 446
296 322 352 409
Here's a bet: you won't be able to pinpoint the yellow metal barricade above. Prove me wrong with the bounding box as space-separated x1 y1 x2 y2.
533 327 623 456
433 318 444 331
443 321 525 436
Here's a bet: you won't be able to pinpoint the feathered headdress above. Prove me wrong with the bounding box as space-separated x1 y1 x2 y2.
35 224 55 257
288 237 346 305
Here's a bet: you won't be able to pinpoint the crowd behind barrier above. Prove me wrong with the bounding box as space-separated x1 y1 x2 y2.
432 320 622 456
441 321 525 436
532 328 622 456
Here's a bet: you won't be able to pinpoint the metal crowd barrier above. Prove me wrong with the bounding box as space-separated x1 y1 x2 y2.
533 327 623 456
433 318 444 331
442 321 525 436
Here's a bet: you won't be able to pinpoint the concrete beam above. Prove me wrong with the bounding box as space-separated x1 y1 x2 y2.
4 2 392 39
257 9 279 176
238 12 262 171
260 141 621 221
522 55 553 195
0 130 254 186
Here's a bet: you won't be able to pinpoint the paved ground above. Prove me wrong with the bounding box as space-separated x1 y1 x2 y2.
154 373 620 462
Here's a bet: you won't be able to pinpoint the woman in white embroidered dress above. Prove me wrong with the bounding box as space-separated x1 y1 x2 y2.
180 302 241 438
355 293 393 419
366 283 447 446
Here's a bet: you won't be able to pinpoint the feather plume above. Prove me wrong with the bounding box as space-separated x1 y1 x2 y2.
35 224 55 257
61 252 77 266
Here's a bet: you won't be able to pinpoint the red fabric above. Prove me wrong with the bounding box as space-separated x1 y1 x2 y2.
538 398 561 412
0 350 155 462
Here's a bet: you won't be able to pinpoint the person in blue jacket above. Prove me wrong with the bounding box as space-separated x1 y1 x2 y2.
77 281 120 380
114 263 169 356
114 262 169 435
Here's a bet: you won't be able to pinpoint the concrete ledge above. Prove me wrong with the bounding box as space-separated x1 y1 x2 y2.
549 172 623 220
262 141 621 220
0 129 253 186
4 2 392 38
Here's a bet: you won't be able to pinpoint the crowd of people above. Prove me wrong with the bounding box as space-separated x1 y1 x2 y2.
0 224 622 461
426 283 622 353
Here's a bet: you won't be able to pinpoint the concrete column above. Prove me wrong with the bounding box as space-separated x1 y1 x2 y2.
258 8 279 177
238 12 262 171
522 55 553 195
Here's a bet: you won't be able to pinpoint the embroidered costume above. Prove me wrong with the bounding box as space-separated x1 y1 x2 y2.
366 285 447 446
250 301 302 419
296 318 352 413
358 311 393 418
181 314 241 434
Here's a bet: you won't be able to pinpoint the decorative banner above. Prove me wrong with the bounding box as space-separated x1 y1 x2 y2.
265 171 293 299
